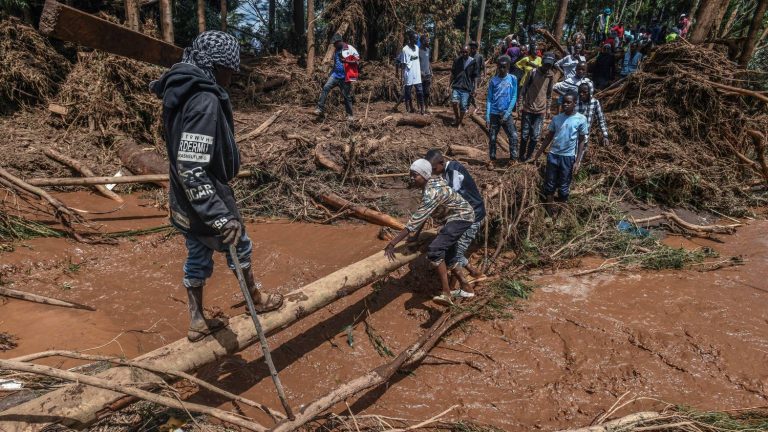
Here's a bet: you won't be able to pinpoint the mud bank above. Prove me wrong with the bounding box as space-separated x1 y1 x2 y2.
0 194 767 430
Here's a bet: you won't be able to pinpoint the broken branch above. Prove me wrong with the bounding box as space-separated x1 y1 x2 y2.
43 148 123 202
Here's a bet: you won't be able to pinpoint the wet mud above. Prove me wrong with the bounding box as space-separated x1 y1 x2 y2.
1 193 767 430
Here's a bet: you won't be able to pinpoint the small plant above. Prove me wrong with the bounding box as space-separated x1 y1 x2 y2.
65 257 83 274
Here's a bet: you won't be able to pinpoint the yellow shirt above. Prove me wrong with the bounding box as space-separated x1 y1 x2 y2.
515 55 542 88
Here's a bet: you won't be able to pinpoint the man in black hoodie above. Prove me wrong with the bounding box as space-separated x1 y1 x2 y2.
151 31 283 342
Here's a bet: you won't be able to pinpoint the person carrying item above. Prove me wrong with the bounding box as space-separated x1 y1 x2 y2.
518 52 556 162
576 82 609 151
485 55 518 161
150 31 284 342
315 33 359 120
384 159 476 306
450 45 480 128
397 31 425 115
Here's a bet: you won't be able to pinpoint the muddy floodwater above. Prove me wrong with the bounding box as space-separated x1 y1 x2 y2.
1 193 767 430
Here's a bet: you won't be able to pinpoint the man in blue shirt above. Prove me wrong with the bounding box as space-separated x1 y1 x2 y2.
315 34 358 120
531 94 588 216
485 55 518 161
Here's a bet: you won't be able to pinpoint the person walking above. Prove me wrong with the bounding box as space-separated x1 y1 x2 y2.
518 52 556 162
468 41 485 115
449 45 480 128
397 31 424 114
485 55 518 161
315 33 359 120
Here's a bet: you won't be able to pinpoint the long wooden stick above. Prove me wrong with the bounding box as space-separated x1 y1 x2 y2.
43 148 123 203
10 350 284 421
25 170 257 187
0 359 267 432
0 287 95 311
314 192 405 230
240 110 283 142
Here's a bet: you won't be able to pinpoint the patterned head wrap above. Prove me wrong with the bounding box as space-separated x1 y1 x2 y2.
410 159 432 180
181 31 240 82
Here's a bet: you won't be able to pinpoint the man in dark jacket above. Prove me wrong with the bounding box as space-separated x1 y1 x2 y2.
450 45 479 128
151 31 283 342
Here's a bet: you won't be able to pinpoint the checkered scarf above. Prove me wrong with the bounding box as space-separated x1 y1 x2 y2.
181 31 240 82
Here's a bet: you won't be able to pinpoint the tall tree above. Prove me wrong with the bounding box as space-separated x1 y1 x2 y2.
159 0 174 43
475 0 487 43
738 0 768 66
689 0 728 42
306 0 315 72
197 0 205 33
293 0 305 51
524 0 538 29
552 0 569 40
464 0 473 44
220 0 227 31
268 0 276 42
510 0 520 33
125 0 140 31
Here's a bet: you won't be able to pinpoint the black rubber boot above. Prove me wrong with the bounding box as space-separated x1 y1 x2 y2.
186 285 207 341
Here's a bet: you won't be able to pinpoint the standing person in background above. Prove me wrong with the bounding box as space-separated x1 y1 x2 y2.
468 41 485 115
315 33 359 120
515 44 541 89
569 30 586 54
397 31 424 115
576 82 609 153
611 21 625 46
592 44 616 89
555 44 587 81
485 56 518 162
419 33 433 111
679 14 691 38
518 52 556 162
150 31 284 342
450 45 480 128
506 39 523 64
553 61 594 100
620 42 643 77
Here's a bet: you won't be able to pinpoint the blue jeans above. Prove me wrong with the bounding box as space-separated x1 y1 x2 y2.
542 153 576 202
451 89 470 112
489 114 518 160
519 111 544 162
317 76 353 115
182 231 252 288
448 220 482 268
403 83 424 104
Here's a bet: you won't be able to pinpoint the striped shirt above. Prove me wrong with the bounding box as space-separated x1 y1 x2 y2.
577 97 609 139
405 177 475 232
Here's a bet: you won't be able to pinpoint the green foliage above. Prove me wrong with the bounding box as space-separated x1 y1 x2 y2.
0 211 65 243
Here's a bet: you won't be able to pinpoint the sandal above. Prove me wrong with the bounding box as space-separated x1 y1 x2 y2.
252 293 284 314
187 317 229 342
432 294 454 306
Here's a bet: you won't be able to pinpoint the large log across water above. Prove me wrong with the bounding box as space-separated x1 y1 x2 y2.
0 239 429 430
39 0 182 67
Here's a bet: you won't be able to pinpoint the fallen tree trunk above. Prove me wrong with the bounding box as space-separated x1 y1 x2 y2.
25 170 257 187
254 76 289 93
313 143 344 174
448 144 487 163
322 21 349 64
240 110 283 142
314 192 405 230
395 115 432 127
470 114 510 155
0 238 428 430
39 0 182 68
43 148 123 202
115 137 168 188
0 287 95 311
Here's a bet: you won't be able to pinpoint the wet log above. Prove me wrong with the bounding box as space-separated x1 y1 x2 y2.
313 143 344 174
448 144 487 162
0 238 429 430
39 0 182 68
396 115 432 127
0 287 95 311
43 148 123 203
26 170 257 187
115 137 168 188
314 192 405 230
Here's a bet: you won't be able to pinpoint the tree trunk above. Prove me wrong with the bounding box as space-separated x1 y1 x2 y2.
306 0 315 72
197 0 205 33
632 0 643 23
690 0 726 43
510 0 519 32
711 0 729 37
159 0 173 43
268 0 276 49
719 2 738 37
433 27 440 61
551 0 569 41
464 0 473 44
322 21 349 64
0 239 431 430
475 0 487 43
524 0 538 29
293 0 304 53
738 0 768 66
124 0 139 31
220 0 226 31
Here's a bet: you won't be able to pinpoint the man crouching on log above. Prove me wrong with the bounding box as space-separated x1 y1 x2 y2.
151 31 283 342
384 159 476 306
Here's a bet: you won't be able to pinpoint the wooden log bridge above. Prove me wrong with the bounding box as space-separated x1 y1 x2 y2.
0 238 431 430
39 0 182 68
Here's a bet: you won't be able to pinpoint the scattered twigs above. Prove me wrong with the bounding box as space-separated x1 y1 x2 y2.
747 129 768 183
0 287 94 311
241 109 283 142
0 358 268 431
632 211 740 234
10 350 285 421
43 148 123 202
703 80 768 104
556 412 663 432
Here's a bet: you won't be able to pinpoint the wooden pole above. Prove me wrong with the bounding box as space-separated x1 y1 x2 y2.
197 0 205 33
464 0 473 44
306 0 315 73
690 0 724 43
0 287 95 311
43 148 123 202
475 0 487 43
314 192 405 230
0 239 431 430
738 0 768 66
159 0 173 43
124 0 139 31
220 0 226 31
39 0 182 68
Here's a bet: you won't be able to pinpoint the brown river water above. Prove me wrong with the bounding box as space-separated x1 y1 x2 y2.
0 192 767 430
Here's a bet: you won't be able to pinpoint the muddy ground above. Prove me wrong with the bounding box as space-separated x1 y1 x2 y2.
1 192 766 430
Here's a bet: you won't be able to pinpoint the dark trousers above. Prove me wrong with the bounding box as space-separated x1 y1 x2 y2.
317 76 353 115
519 111 544 162
403 83 424 104
488 113 518 160
542 153 576 202
427 220 473 266
421 76 432 105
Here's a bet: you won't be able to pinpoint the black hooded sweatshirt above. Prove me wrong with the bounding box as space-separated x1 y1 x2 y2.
150 63 241 236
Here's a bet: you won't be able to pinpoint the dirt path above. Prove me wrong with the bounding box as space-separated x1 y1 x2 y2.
1 194 767 430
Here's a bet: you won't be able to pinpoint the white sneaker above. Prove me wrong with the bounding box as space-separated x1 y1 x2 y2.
346 115 355 121
433 294 454 306
450 289 476 298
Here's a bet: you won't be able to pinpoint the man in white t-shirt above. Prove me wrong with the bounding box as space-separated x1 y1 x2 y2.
397 31 424 114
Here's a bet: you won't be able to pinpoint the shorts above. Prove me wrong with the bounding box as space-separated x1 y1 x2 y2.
451 89 470 113
427 220 473 266
448 220 482 268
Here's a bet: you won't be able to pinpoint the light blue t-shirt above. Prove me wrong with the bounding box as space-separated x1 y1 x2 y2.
485 74 518 121
548 112 589 156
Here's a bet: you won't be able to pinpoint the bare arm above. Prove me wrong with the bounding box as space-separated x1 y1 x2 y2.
384 228 410 261
531 130 555 162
